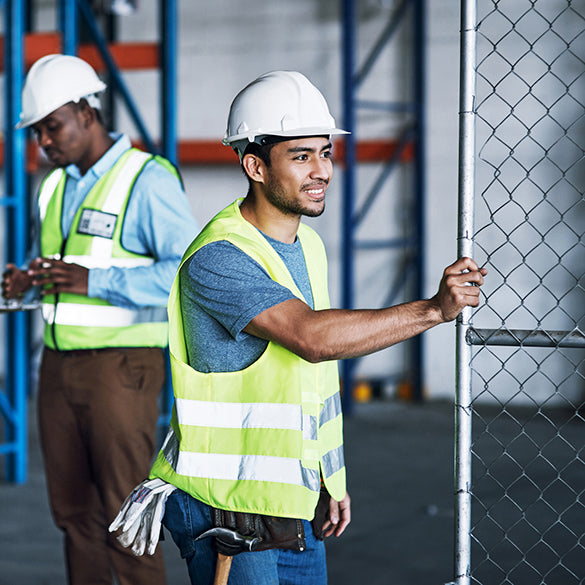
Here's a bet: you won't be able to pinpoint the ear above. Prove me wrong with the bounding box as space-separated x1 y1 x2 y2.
78 101 97 129
242 153 267 184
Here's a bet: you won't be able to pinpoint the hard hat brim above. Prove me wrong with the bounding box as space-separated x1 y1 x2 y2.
223 126 349 146
15 83 107 130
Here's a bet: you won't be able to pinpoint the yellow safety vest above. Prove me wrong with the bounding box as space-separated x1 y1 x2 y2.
151 199 346 520
39 148 171 350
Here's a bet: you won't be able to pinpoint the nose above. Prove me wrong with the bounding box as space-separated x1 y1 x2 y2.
310 156 332 181
35 128 51 149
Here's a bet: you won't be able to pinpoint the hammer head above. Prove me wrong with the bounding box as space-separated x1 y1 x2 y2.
194 526 261 556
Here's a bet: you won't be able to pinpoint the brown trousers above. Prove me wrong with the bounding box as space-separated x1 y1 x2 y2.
38 347 167 585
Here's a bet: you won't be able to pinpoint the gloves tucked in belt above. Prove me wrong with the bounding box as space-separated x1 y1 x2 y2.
108 478 176 556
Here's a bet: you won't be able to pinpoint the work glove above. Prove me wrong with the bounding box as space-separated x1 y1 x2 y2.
109 478 177 556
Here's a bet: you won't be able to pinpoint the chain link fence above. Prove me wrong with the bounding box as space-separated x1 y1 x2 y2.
456 1 585 584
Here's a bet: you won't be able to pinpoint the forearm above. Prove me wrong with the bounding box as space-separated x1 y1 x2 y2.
312 300 443 361
246 257 486 363
247 297 444 363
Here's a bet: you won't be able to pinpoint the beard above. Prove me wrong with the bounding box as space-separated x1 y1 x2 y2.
264 173 326 218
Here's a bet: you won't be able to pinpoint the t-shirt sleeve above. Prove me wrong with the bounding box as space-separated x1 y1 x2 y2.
181 240 298 340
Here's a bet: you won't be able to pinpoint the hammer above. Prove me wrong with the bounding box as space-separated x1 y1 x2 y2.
195 526 261 585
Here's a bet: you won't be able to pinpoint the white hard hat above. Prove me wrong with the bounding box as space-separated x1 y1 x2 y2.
16 54 107 129
223 71 348 157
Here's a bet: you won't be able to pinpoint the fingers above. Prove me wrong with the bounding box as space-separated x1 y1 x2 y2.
2 264 31 299
3 262 17 277
27 258 89 296
445 256 486 275
452 281 482 309
323 492 351 538
445 269 485 292
434 257 488 322
28 258 58 291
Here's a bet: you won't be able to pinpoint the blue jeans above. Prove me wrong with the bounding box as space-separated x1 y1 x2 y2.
163 490 327 585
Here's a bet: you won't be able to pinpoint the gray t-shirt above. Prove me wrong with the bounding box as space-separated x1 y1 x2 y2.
179 231 314 373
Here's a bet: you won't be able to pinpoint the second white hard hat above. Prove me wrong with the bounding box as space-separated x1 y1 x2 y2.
223 71 348 157
16 54 107 129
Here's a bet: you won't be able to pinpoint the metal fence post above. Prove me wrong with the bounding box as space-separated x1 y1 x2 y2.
454 0 477 583
454 1 585 583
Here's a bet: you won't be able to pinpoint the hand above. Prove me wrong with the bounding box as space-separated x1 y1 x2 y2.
28 257 89 296
2 263 33 299
323 491 351 538
432 257 487 322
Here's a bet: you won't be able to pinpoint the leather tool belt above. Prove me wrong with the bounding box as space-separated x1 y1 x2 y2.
210 489 331 556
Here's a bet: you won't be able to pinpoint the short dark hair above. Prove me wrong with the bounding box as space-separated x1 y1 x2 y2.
238 138 279 183
242 140 274 168
239 135 299 182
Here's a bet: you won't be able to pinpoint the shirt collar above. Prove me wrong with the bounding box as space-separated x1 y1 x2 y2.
65 133 130 180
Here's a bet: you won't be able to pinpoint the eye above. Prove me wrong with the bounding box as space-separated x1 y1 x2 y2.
294 154 309 161
322 150 332 159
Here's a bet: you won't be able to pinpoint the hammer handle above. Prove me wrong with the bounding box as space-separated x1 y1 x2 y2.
214 553 233 585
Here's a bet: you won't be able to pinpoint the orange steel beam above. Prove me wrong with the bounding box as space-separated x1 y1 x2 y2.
177 139 415 166
0 33 158 71
1 139 414 173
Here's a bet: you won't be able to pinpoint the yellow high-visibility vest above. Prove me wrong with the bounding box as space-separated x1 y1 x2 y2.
151 199 346 520
39 148 171 350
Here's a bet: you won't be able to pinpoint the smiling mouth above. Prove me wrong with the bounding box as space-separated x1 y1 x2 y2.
304 184 327 199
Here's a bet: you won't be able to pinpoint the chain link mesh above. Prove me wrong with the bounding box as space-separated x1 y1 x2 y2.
465 1 585 583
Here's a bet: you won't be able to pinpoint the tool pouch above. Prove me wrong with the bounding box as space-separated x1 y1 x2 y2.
211 489 331 555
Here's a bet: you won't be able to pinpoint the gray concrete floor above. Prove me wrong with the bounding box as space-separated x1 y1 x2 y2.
0 399 468 585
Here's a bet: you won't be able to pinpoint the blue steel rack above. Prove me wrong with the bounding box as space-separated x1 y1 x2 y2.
340 0 426 413
0 0 177 483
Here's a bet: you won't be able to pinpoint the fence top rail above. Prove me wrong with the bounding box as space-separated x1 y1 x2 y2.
466 327 585 348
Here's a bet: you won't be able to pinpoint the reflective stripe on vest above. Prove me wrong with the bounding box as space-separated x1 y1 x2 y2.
42 303 168 327
38 169 65 222
150 199 346 520
39 149 169 350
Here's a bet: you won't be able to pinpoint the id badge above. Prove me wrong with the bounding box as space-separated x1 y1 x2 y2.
77 208 117 239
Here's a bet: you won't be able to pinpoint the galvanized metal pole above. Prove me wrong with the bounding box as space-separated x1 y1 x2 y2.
454 0 477 583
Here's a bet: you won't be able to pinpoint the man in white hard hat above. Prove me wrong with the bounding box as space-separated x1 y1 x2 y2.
112 70 486 584
1 54 198 585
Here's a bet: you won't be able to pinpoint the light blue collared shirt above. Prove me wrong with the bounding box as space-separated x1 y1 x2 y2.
34 134 198 308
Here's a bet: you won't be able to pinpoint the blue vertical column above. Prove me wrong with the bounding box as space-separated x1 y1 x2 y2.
59 0 78 54
340 0 357 414
159 0 177 429
75 0 155 152
160 0 177 163
4 0 29 483
411 0 426 401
